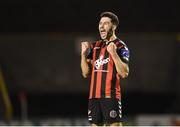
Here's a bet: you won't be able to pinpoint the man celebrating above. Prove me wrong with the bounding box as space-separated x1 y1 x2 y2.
81 12 130 126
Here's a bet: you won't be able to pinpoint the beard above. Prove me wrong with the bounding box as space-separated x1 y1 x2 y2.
106 27 113 40
100 26 113 41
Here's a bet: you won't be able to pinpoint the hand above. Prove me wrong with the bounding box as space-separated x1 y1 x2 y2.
107 42 117 55
81 42 90 55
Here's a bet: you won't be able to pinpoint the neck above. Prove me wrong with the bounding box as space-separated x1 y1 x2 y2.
104 33 117 44
108 34 117 41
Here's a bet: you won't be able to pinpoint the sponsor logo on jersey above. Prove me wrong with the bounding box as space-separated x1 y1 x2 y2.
94 55 110 70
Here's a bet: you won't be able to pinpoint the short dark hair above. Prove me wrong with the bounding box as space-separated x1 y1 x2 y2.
100 12 119 26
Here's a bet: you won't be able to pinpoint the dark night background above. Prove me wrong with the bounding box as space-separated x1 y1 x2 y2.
0 0 180 125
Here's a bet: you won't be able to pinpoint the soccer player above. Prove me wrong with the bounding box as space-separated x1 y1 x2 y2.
81 12 130 126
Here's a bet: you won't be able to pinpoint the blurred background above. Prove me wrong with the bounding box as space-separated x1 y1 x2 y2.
0 0 180 125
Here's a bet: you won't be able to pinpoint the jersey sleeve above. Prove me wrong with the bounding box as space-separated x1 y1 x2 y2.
86 43 94 60
86 48 93 59
117 45 130 64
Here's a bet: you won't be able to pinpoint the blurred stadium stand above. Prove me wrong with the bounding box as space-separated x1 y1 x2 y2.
0 0 180 125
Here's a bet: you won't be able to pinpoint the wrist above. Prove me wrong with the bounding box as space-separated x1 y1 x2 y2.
110 51 117 57
81 52 87 57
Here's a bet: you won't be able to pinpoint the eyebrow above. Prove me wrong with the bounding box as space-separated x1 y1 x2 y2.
99 21 110 24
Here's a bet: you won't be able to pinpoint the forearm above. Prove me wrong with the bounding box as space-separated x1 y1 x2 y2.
111 52 129 78
81 54 90 78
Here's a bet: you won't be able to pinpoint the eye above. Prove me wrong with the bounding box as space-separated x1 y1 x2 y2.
105 22 110 25
99 22 102 26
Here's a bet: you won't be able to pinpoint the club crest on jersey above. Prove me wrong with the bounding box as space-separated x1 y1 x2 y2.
94 55 110 70
109 110 117 118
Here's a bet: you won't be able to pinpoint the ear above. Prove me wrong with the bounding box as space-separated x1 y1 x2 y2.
112 25 117 31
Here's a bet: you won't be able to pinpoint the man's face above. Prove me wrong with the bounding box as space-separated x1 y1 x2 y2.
99 17 114 40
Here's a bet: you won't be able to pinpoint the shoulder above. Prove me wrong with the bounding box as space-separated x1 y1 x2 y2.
115 39 129 50
91 40 103 48
115 39 130 63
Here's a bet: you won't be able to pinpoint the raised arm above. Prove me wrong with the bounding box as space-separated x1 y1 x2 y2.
81 42 91 78
107 42 129 78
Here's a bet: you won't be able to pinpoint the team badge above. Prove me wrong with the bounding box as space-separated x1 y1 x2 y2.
109 110 117 118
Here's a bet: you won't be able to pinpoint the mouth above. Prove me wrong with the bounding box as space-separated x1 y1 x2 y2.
100 29 106 36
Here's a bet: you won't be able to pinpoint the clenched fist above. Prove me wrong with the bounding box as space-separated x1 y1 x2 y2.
107 42 117 55
81 42 90 55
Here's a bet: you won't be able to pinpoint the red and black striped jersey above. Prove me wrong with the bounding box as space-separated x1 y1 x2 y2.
87 38 129 99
